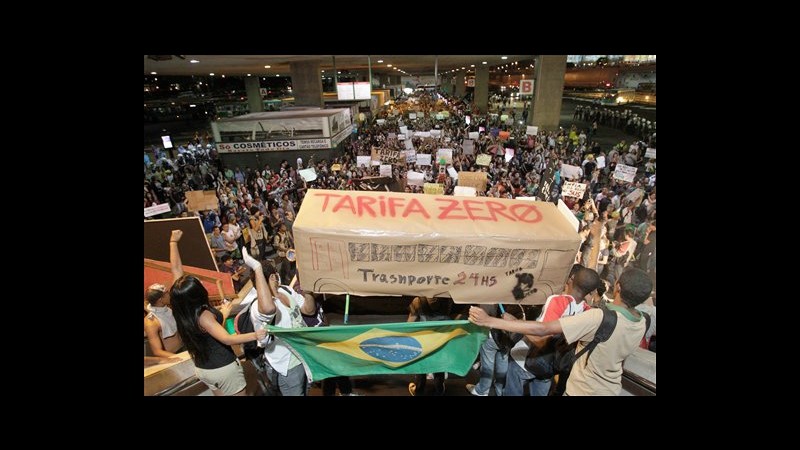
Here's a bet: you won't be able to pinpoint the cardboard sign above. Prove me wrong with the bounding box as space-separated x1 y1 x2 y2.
298 168 318 182
453 186 477 197
560 164 582 180
380 164 392 177
645 148 657 159
185 190 219 212
526 125 538 135
372 147 403 165
561 181 587 199
406 171 425 186
458 171 488 192
293 190 581 304
357 156 371 167
447 167 459 179
331 164 342 171
625 188 646 206
476 154 492 166
423 183 444 195
416 154 432 166
613 163 637 182
557 199 580 232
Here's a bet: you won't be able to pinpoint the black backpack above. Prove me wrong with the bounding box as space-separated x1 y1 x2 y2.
525 308 651 379
234 302 269 369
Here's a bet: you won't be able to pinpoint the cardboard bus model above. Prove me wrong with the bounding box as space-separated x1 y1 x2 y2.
293 190 580 305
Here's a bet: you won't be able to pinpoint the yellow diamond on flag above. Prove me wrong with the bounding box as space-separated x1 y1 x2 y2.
317 327 468 368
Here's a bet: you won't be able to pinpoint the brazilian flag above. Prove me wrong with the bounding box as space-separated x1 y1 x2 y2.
267 321 486 382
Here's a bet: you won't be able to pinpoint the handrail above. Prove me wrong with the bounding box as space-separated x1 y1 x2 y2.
154 376 203 396
622 369 656 394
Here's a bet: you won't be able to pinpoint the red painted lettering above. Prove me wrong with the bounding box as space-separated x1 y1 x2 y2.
435 198 468 220
462 200 493 221
357 196 377 217
316 192 342 212
485 201 517 222
403 198 431 219
332 195 357 214
510 204 542 223
387 196 405 218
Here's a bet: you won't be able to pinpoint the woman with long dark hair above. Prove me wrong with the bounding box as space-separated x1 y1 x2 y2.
169 229 266 396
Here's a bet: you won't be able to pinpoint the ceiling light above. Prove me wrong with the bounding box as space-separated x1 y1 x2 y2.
377 60 383 63
264 65 271 68
470 64 475 67
387 64 392 67
321 70 325 72
276 74 280 77
150 72 157 75
482 61 487 64
462 67 465 69
501 56 508 60
190 60 200 64
209 73 215 76
221 74 225 78
338 71 341 74
247 73 251 76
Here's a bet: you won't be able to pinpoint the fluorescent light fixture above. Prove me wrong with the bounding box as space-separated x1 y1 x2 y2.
501 56 508 60
264 65 271 68
190 59 200 63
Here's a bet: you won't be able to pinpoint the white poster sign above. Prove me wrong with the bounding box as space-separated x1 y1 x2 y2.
504 148 514 162
298 168 318 182
405 149 417 163
613 163 637 182
430 129 441 137
526 126 538 136
398 134 406 141
400 126 408 136
462 139 474 155
380 164 392 177
596 156 606 169
469 131 479 140
376 119 386 125
416 154 432 166
447 167 458 179
144 203 171 217
645 148 657 159
406 171 425 186
561 164 583 180
409 113 417 120
357 156 371 167
161 135 173 149
453 186 477 197
404 138 414 150
561 181 588 199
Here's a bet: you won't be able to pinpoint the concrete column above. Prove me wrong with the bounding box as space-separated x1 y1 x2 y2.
531 55 567 131
289 60 324 107
455 74 466 97
244 76 264 113
474 66 490 113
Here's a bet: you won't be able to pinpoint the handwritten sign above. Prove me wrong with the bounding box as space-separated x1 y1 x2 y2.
458 171 488 192
372 147 403 165
293 189 581 305
404 138 414 150
416 154 432 166
596 156 606 169
398 134 406 141
423 183 444 195
185 190 219 212
560 164 582 180
625 188 645 206
469 131 479 140
437 149 453 164
613 163 637 182
298 168 318 182
331 164 342 171
380 164 392 177
526 126 538 135
144 203 171 217
645 148 657 159
406 171 425 186
453 186 477 197
405 149 417 163
476 154 492 166
561 181 587 199
357 156 371 168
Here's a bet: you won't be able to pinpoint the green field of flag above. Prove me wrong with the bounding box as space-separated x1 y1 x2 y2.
267 320 487 382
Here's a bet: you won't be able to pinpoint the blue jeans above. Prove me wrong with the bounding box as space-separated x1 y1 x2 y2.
474 335 508 396
504 360 552 396
264 363 307 396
